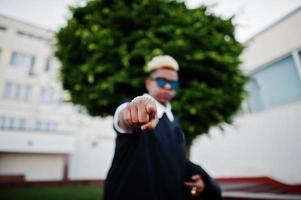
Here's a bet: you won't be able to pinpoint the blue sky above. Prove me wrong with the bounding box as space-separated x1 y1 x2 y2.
0 0 300 41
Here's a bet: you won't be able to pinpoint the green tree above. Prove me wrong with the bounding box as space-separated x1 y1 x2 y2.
55 0 247 147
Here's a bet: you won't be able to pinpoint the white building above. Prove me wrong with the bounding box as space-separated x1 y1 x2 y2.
0 14 115 181
191 6 301 185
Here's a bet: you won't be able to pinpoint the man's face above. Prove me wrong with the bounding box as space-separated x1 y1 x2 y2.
146 68 178 106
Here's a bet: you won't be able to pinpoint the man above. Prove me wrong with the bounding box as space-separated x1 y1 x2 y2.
104 55 221 200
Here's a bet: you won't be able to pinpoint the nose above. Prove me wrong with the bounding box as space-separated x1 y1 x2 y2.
163 82 172 90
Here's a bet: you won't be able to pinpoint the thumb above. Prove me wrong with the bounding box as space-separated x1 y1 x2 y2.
191 174 201 181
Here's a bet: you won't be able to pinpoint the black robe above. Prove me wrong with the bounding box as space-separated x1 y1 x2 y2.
104 113 221 200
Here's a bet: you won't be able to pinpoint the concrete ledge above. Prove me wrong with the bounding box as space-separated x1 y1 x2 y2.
223 191 301 200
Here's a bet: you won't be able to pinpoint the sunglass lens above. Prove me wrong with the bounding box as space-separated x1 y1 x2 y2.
156 78 167 88
155 78 179 90
171 81 179 90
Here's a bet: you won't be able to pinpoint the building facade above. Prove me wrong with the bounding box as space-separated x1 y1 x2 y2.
0 14 115 181
191 6 301 184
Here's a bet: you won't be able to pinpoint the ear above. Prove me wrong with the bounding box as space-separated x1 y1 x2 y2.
145 78 151 91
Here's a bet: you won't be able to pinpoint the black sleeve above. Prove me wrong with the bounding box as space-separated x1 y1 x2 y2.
185 160 222 200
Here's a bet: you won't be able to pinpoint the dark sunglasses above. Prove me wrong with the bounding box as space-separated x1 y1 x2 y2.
150 77 179 90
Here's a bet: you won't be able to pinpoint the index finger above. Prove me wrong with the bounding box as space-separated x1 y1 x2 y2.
140 115 158 130
184 181 197 187
141 105 158 130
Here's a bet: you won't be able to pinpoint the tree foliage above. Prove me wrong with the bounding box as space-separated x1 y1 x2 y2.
55 0 247 146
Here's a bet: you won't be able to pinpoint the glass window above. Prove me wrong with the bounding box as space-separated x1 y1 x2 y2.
40 88 47 103
34 120 57 132
19 86 25 101
10 51 19 65
23 86 31 101
3 117 10 128
14 84 21 100
19 119 26 129
9 51 35 73
0 116 4 128
0 117 26 129
14 118 22 129
245 77 264 112
45 121 50 131
45 58 51 72
49 88 54 103
3 82 31 101
27 55 35 74
40 87 56 103
10 51 27 67
35 120 41 130
36 120 46 131
49 122 58 132
246 55 301 112
3 82 12 98
7 117 14 128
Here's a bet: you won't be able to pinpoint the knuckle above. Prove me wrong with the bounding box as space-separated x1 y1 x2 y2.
132 96 144 104
125 115 132 124
126 119 132 126
131 115 138 123
132 118 137 123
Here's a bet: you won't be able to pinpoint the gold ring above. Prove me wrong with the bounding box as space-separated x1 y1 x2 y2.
191 186 197 195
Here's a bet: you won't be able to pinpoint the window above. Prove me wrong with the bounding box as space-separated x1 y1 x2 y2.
23 86 31 101
0 116 26 129
2 82 31 101
245 78 263 112
35 120 58 132
0 116 4 128
9 51 36 73
10 51 19 65
44 58 51 72
15 118 25 129
40 87 58 104
3 82 13 98
34 120 41 130
40 88 48 103
14 84 21 100
6 117 14 128
246 55 301 112
28 56 35 74
18 85 31 101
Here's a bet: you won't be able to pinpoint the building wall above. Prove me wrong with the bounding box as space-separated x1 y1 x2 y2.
0 153 65 181
0 14 66 133
191 101 301 184
242 7 301 73
191 7 301 184
68 116 115 180
0 131 74 154
0 14 115 181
